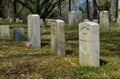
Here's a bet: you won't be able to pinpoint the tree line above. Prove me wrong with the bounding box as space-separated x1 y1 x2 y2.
0 0 118 22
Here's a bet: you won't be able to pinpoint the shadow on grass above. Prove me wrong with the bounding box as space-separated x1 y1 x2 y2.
65 50 73 56
100 59 108 66
0 38 13 42
0 53 41 60
41 42 50 47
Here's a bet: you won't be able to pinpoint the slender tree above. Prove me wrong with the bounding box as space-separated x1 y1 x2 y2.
17 0 65 20
69 0 71 11
93 0 99 19
57 0 62 18
86 0 90 19
13 0 17 21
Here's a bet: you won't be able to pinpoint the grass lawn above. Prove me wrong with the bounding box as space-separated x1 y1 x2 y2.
0 22 120 79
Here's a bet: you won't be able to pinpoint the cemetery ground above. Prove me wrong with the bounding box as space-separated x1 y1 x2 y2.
0 22 120 79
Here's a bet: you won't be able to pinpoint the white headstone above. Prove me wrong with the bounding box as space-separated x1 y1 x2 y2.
0 18 3 21
118 0 120 25
16 18 20 22
0 25 10 38
40 19 44 26
46 19 54 25
83 19 90 22
100 11 109 30
19 20 23 23
28 14 41 48
93 19 98 23
9 18 13 23
68 11 76 26
51 19 65 56
79 22 100 67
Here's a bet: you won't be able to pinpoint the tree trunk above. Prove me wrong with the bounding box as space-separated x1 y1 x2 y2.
69 0 71 11
93 0 99 19
13 0 17 21
57 0 61 18
86 0 90 19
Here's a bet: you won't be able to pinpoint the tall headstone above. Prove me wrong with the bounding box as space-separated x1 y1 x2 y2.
118 0 120 25
0 25 10 38
79 22 100 67
68 11 76 26
100 11 109 30
28 14 41 48
51 19 65 56
13 28 24 42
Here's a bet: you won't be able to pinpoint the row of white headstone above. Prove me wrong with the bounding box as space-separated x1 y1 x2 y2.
0 26 24 41
28 14 100 67
69 10 109 31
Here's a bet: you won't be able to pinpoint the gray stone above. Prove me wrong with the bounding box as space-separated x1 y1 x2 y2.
19 20 23 23
40 19 44 26
0 25 10 38
46 19 54 25
93 19 98 23
0 18 3 21
100 11 109 30
28 14 41 48
68 11 76 26
83 19 90 22
13 28 24 41
16 18 20 22
117 0 120 25
51 19 65 56
9 18 13 23
79 22 100 67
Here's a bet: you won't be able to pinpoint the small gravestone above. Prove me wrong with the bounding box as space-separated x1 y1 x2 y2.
9 18 13 23
28 14 41 48
0 18 3 21
79 22 100 67
93 19 98 23
68 11 76 26
13 28 24 41
0 25 10 38
16 18 20 22
40 19 44 26
19 20 23 23
83 19 90 22
46 19 53 25
51 19 65 56
100 11 109 30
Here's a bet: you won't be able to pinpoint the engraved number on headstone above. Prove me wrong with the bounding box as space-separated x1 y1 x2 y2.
80 26 90 55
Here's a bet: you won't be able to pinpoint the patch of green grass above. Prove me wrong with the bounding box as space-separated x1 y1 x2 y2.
0 22 120 78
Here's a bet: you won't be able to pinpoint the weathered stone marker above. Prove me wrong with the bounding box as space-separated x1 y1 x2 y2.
51 19 65 56
79 22 100 67
0 25 10 38
68 11 76 26
83 19 90 22
117 0 120 25
16 18 20 22
93 19 98 23
46 19 53 25
40 19 43 26
28 14 41 48
13 28 24 41
100 11 109 30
